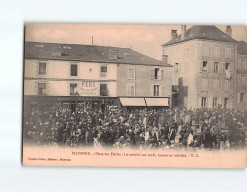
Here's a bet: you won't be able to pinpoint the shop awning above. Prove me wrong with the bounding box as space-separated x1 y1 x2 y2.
120 98 146 106
145 98 169 106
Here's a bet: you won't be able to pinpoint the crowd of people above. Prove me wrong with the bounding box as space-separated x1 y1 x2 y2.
23 105 247 151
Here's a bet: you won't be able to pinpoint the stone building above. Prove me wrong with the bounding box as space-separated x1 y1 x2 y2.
24 42 172 112
162 25 237 109
236 40 247 111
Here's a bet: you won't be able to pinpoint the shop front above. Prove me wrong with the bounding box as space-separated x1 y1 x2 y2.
119 97 170 109
24 96 118 113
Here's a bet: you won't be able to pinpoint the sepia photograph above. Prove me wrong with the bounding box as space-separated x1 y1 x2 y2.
22 24 247 168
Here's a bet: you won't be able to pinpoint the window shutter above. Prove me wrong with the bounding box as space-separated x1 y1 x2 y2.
178 63 181 73
161 69 164 80
208 97 212 108
150 85 154 96
133 83 136 96
238 60 242 69
160 85 163 97
207 61 211 73
238 75 241 85
198 97 202 108
127 84 131 96
134 67 136 80
151 68 154 80
237 93 240 103
199 61 202 73
219 62 223 73
218 98 222 107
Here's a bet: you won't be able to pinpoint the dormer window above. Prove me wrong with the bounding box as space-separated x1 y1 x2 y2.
109 50 118 59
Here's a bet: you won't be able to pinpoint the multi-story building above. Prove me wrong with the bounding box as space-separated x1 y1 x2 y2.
24 42 172 112
236 41 247 111
162 25 238 109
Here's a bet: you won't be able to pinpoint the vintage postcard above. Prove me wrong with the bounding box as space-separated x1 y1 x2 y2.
22 24 247 168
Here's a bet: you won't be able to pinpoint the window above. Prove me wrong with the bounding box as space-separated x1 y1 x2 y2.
238 60 242 69
214 47 220 57
225 48 231 58
202 61 208 71
174 63 179 73
100 66 107 77
127 66 135 79
39 62 46 75
38 83 46 95
127 83 135 96
224 80 231 91
241 75 246 85
70 83 77 95
214 62 219 73
224 98 229 108
70 64 77 76
242 60 247 70
240 93 245 103
213 98 218 108
213 80 220 91
153 85 160 96
202 46 209 56
154 68 160 80
183 63 189 73
109 50 118 59
225 63 230 71
100 84 108 96
201 79 208 91
201 97 207 108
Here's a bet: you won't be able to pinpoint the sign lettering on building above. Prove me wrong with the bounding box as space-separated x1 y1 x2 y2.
81 81 98 96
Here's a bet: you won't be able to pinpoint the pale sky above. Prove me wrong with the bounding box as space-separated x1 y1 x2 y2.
25 24 247 60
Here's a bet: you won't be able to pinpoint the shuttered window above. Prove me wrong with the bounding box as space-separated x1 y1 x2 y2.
127 83 135 96
128 66 135 79
201 79 208 91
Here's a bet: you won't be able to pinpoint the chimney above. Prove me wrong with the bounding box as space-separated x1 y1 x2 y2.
162 55 168 64
181 25 186 40
171 30 177 39
226 26 232 38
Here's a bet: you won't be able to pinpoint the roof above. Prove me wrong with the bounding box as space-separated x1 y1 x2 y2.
162 25 237 47
25 42 168 66
237 41 247 55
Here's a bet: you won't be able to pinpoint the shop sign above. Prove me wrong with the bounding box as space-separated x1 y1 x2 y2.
81 81 98 96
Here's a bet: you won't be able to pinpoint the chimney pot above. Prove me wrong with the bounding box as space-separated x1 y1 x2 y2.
181 25 186 40
226 25 232 38
171 30 177 39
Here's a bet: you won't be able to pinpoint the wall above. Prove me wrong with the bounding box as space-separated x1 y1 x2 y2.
24 59 117 97
235 53 247 110
197 40 236 109
163 40 198 108
117 63 172 98
163 39 237 109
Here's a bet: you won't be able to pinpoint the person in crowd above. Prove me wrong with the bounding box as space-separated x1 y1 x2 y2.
23 105 247 150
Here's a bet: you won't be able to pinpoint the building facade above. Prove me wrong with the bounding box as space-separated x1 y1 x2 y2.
163 25 238 109
236 41 247 111
24 42 172 112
